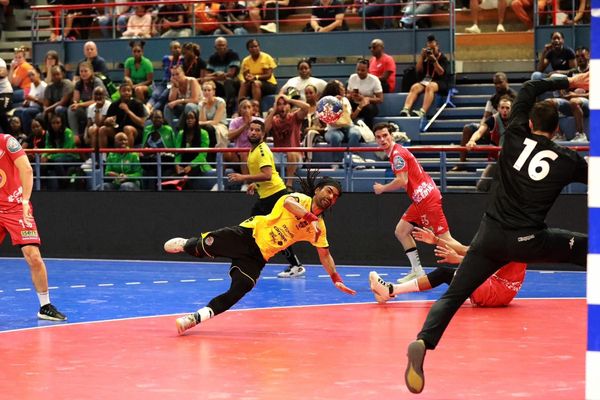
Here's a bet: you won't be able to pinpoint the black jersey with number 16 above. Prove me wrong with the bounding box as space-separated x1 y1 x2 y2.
486 78 588 230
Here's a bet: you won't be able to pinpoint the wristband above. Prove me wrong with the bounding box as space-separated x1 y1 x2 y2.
302 212 319 223
22 199 29 204
330 272 342 284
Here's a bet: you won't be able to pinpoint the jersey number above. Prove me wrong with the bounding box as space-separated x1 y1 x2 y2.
512 138 558 181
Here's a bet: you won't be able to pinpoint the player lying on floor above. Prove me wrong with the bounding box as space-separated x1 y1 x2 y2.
369 227 527 307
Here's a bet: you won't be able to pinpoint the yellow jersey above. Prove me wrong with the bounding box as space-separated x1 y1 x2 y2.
239 52 278 85
240 193 329 260
247 142 286 199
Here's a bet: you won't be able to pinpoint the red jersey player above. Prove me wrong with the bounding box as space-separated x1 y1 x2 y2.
370 227 527 307
0 133 66 320
372 123 465 283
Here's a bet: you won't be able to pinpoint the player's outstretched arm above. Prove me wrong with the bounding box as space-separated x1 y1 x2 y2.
316 247 356 295
373 172 408 194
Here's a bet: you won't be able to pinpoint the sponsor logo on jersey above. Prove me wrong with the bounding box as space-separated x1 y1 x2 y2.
6 137 22 153
20 230 39 238
205 236 214 246
517 234 534 242
393 155 405 171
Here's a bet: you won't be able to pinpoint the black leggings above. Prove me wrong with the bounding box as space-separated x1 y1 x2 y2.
207 267 255 316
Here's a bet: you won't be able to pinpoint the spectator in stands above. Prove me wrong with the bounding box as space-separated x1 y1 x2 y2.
124 40 154 102
533 31 575 79
214 0 249 35
347 58 383 129
398 0 435 29
464 96 512 192
359 0 398 30
42 113 78 191
141 109 178 182
148 40 183 114
8 47 33 96
14 66 46 134
305 0 348 32
278 58 327 101
0 56 11 134
301 84 326 150
249 0 293 33
265 94 309 188
558 0 590 25
9 116 28 146
164 65 201 129
175 110 214 190
156 4 192 38
62 0 96 40
68 62 106 146
205 37 241 116
199 80 229 149
452 71 516 171
399 35 449 119
43 65 73 126
226 99 254 179
97 0 135 38
368 39 396 93
43 51 61 84
99 81 145 148
122 5 152 39
182 42 208 81
27 117 47 161
85 86 110 149
238 39 278 108
322 80 361 165
464 0 507 33
511 0 548 30
76 42 108 79
103 132 143 191
552 46 589 142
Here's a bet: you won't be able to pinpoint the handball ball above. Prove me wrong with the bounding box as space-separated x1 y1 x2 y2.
317 96 343 124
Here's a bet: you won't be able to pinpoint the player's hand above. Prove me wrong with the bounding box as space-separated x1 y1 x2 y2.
119 102 130 112
22 201 33 227
335 281 356 295
227 172 243 183
246 183 255 195
373 182 385 195
466 139 477 150
412 226 436 245
434 244 463 265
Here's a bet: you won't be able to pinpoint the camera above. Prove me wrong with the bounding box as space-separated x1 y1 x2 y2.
425 48 433 55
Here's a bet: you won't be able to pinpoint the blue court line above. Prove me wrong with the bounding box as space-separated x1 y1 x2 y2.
0 258 586 332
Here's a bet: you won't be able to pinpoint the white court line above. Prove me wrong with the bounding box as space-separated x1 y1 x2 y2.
261 276 278 280
70 285 86 288
180 279 196 283
208 278 224 281
538 271 556 274
125 282 141 285
318 275 329 278
98 283 114 287
345 274 361 277
153 280 168 284
15 288 30 292
49 286 59 290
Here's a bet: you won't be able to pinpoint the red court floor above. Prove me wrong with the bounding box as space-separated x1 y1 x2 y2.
0 299 584 399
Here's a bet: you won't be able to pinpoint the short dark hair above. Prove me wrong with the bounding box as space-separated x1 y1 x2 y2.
373 122 390 133
427 34 436 42
129 40 146 49
246 39 259 50
249 118 265 131
297 58 312 69
498 95 513 104
530 100 559 133
357 58 369 67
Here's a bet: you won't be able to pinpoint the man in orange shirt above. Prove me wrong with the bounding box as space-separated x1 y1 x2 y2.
8 47 33 95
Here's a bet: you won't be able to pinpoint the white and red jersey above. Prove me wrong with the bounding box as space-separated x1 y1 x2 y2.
469 262 527 307
388 143 440 205
0 134 26 212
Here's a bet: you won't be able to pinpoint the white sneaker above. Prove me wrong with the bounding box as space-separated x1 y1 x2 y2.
80 158 93 172
570 132 588 142
277 265 306 278
397 271 424 284
164 237 187 253
260 22 277 33
496 23 505 32
176 313 198 335
369 271 394 304
465 24 481 33
210 183 219 191
240 184 248 192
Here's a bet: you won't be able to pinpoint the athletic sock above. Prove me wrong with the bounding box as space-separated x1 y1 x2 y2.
392 278 420 295
195 307 214 323
37 291 50 307
405 247 424 275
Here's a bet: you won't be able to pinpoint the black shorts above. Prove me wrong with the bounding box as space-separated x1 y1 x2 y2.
250 188 289 217
202 225 266 283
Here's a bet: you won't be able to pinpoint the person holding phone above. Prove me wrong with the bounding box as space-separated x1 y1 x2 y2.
346 58 383 130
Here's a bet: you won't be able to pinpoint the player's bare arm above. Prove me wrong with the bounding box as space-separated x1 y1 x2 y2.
373 171 408 194
316 247 356 295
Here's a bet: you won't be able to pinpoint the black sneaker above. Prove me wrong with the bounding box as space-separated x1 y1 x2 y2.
38 304 67 321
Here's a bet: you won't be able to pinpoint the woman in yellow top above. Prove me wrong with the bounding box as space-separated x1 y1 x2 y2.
237 39 278 109
164 170 356 335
